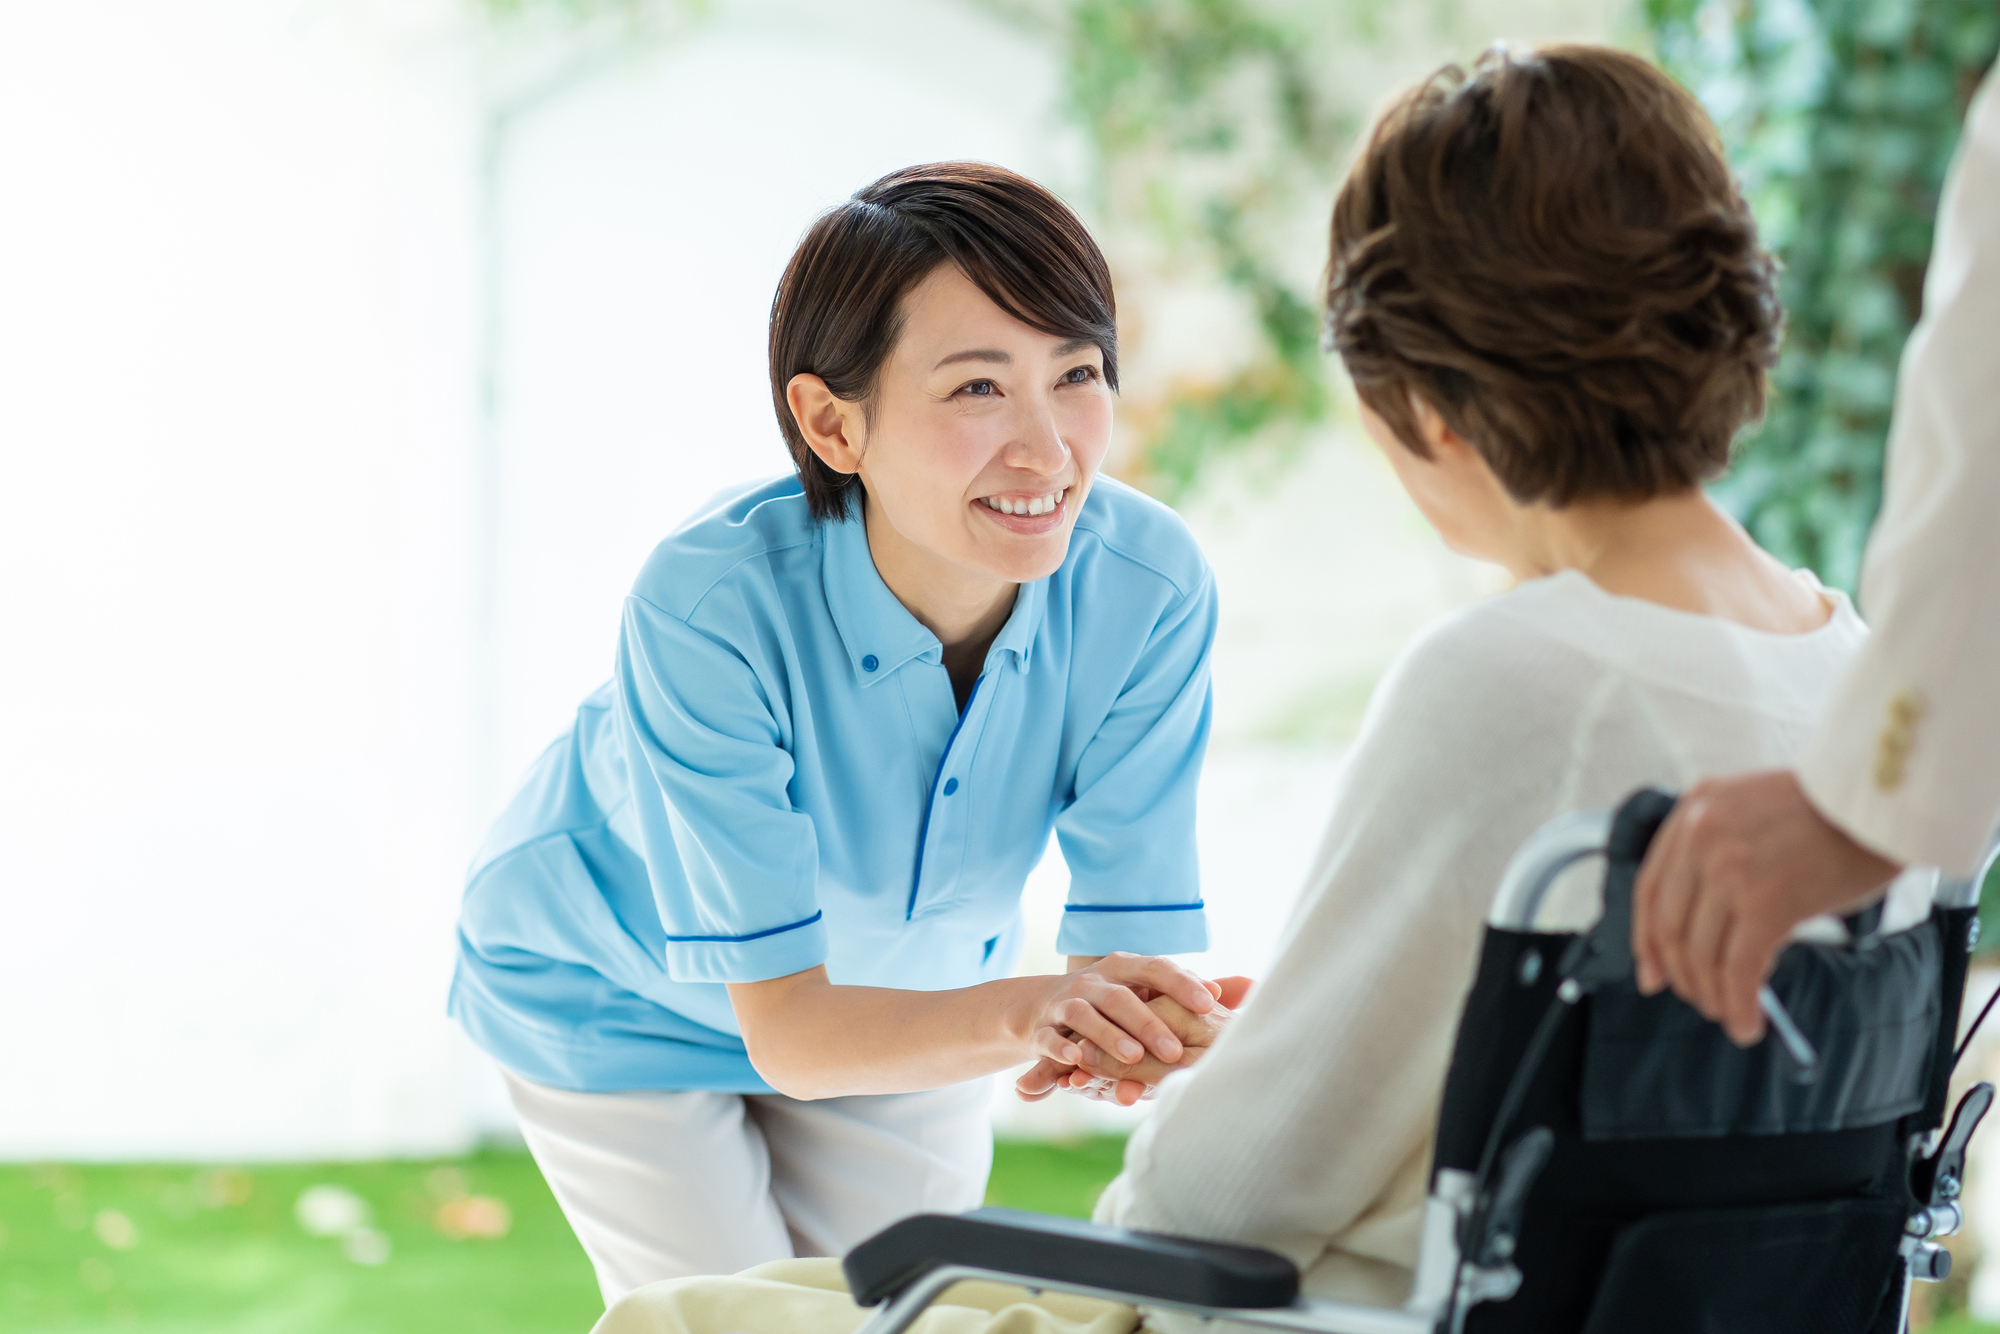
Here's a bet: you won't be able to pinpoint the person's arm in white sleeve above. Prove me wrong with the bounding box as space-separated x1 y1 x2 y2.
1093 623 1594 1301
1798 68 2000 875
1634 70 2000 1043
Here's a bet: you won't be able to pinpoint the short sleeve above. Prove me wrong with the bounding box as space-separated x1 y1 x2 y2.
1053 568 1217 957
616 594 828 983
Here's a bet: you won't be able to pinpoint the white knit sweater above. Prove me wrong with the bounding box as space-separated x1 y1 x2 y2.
1095 569 1932 1320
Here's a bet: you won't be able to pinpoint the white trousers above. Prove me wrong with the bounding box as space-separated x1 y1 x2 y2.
504 1070 994 1306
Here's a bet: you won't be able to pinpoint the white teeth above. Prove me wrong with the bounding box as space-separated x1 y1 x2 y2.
981 488 1067 517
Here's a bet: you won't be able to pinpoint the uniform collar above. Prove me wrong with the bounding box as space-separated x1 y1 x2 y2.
988 577 1045 674
821 512 1046 687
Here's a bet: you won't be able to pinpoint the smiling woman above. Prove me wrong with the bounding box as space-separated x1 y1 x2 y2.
788 263 1110 710
447 162 1228 1308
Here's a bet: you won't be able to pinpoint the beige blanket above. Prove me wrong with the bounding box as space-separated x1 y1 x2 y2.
593 1258 1141 1334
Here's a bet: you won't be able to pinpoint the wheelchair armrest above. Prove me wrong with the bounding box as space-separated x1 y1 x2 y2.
843 1207 1301 1310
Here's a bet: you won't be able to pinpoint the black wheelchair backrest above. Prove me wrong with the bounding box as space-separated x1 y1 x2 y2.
1431 789 1980 1334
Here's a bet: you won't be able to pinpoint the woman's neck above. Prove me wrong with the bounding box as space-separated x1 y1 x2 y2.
1500 489 1830 634
863 498 1018 671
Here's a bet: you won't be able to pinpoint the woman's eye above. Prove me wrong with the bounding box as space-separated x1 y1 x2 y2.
960 380 996 397
1061 365 1099 384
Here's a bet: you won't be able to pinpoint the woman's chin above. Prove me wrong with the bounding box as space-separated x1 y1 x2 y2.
972 533 1070 585
964 504 1076 582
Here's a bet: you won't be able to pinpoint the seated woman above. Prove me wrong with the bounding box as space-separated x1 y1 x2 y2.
590 41 1930 1334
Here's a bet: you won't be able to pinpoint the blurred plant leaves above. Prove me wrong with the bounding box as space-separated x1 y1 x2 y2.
1644 0 1997 589
979 0 1366 498
467 0 1996 570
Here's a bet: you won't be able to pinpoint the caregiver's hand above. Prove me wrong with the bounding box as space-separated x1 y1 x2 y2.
1631 770 1900 1044
1016 976 1251 1106
728 952 1214 1102
1025 953 1219 1072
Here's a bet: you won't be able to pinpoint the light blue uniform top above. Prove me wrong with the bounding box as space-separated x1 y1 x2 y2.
449 474 1215 1093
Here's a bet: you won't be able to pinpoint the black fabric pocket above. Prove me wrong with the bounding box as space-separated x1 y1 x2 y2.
1576 1197 1905 1334
1581 922 1940 1140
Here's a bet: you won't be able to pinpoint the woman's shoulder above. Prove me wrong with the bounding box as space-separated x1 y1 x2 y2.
1359 569 1867 747
1486 570 1866 720
1366 588 1607 729
628 474 820 621
1066 476 1210 602
1323 593 1635 835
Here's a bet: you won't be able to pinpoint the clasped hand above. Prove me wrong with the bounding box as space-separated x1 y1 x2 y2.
1016 968 1252 1107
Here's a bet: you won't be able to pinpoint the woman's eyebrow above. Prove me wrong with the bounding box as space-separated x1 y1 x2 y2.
932 338 1096 371
934 348 1011 369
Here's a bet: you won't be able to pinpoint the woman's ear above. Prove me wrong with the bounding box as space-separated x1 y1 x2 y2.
787 374 868 476
1409 395 1478 467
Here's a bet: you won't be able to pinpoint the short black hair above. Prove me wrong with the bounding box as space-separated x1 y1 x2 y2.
769 162 1118 521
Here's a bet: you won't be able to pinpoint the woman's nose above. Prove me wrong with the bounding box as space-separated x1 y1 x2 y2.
1005 405 1072 475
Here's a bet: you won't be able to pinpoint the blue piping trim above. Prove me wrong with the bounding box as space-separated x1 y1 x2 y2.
665 911 823 944
1063 901 1206 913
907 674 983 921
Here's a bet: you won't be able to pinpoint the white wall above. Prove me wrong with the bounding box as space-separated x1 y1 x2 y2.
0 0 485 1158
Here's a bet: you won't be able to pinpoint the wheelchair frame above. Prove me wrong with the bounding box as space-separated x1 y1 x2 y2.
848 811 2000 1334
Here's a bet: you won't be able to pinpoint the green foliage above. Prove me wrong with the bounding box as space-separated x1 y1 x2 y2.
1643 0 1997 589
982 0 1360 497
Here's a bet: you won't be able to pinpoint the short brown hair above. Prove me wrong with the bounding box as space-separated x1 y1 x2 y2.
1324 45 1783 504
769 162 1118 521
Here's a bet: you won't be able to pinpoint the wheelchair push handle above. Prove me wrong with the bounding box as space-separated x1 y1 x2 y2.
1495 789 1818 1081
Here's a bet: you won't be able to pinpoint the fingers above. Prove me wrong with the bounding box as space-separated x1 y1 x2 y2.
1095 953 1216 1016
1645 791 1711 1002
1633 803 1689 995
1064 1073 1149 1106
1213 976 1254 1010
1050 993 1167 1064
1015 1056 1073 1102
1036 956 1230 1073
1143 995 1207 1045
1074 1038 1176 1087
1032 1023 1084 1066
1144 993 1230 1051
1086 985 1188 1064
1717 919 1782 1046
1679 856 1735 1022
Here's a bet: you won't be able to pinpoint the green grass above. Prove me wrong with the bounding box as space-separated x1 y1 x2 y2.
985 1135 1129 1219
1930 1316 2000 1334
0 1138 1130 1334
53 1138 1989 1334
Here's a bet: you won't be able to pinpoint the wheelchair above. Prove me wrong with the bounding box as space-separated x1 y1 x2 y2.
843 790 2000 1334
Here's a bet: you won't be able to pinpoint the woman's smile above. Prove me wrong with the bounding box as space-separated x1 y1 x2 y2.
975 486 1069 533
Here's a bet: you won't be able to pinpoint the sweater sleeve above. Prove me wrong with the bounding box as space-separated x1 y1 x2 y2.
1798 68 2000 875
1093 610 1614 1293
